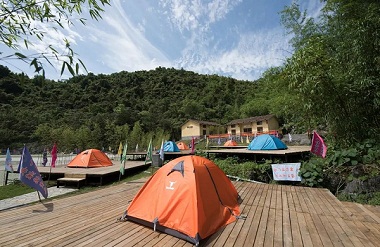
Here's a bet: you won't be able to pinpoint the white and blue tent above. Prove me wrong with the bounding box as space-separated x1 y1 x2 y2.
163 141 181 152
247 134 287 150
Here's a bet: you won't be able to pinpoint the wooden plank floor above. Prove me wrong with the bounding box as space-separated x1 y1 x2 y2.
37 160 148 176
1 179 379 246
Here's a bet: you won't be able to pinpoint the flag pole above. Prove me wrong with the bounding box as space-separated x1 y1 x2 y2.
47 149 53 187
119 161 125 182
3 170 7 186
37 190 42 202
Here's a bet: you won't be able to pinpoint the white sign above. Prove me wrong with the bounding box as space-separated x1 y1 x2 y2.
271 163 301 181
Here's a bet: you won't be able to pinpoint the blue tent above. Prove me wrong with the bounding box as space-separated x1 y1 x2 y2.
247 134 287 150
163 141 180 152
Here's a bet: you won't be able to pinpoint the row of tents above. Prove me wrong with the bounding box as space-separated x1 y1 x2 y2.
169 134 288 151
66 134 288 168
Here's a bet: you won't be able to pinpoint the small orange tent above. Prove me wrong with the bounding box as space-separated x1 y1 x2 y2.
67 149 113 168
224 140 238 146
176 141 189 150
122 155 240 245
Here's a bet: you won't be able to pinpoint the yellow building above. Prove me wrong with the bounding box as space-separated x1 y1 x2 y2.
181 119 221 140
226 114 279 137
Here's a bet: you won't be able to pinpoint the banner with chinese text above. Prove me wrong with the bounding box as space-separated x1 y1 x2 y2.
271 163 301 181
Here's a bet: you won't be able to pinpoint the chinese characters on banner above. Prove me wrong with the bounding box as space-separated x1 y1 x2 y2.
271 163 301 181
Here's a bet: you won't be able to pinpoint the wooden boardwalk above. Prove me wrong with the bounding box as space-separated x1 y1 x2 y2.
205 146 311 162
37 161 149 186
1 179 380 246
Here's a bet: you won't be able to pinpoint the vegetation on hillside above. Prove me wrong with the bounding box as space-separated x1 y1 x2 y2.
0 66 257 152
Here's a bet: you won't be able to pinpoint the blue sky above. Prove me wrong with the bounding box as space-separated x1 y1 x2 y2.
0 0 324 81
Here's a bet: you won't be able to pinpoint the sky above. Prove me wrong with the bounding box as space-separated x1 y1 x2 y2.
0 0 324 81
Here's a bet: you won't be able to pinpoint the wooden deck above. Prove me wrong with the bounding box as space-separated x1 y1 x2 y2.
37 161 149 186
1 179 380 246
205 146 311 162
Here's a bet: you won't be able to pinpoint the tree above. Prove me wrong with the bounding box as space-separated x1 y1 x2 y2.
280 0 380 143
0 0 110 77
129 121 143 151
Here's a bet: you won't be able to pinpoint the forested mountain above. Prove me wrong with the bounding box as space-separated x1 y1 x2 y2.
0 66 259 152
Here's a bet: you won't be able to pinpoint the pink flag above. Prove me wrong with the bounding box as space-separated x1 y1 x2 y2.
310 131 327 158
191 137 195 154
51 143 57 167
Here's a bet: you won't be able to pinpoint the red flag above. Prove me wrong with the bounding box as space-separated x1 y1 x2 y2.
191 137 195 154
51 143 57 167
310 131 327 158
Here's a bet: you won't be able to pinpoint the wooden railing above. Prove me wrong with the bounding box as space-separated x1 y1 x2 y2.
207 130 279 139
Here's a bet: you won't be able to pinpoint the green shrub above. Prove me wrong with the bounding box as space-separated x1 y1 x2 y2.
337 192 380 206
213 157 273 183
298 158 325 187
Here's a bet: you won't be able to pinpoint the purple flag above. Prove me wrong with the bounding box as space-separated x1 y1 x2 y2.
18 146 48 198
5 148 14 172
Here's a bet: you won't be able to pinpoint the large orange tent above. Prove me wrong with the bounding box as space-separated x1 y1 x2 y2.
67 149 113 168
176 141 189 150
224 140 238 146
121 155 241 245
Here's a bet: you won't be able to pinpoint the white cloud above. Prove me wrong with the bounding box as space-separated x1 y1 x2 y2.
0 0 324 81
179 28 292 80
207 0 241 23
83 0 171 72
160 0 242 32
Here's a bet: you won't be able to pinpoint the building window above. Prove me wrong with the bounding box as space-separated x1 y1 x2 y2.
257 121 262 125
243 128 252 133
203 125 206 128
231 124 236 128
257 127 263 132
187 125 193 128
231 129 236 135
203 129 207 135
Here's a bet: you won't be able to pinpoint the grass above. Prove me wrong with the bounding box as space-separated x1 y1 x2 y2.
0 166 159 201
0 181 35 200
